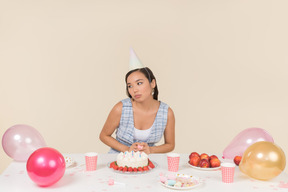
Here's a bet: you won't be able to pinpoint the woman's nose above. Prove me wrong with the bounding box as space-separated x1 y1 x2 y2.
133 87 138 92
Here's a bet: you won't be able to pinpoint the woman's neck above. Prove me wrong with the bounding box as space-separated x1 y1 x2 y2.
132 97 158 112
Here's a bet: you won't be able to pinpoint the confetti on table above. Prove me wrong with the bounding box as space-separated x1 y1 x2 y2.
278 181 288 188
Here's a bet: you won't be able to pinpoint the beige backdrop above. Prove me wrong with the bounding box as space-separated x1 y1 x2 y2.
1 0 288 174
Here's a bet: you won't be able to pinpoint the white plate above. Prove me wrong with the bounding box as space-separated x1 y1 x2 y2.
65 156 76 168
187 162 221 171
107 161 157 174
160 174 202 190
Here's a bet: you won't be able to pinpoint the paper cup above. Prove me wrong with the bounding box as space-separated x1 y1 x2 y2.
167 153 180 172
85 152 98 171
221 162 235 183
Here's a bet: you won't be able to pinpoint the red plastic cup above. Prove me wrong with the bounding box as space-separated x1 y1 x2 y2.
167 153 180 172
221 162 235 183
85 152 98 171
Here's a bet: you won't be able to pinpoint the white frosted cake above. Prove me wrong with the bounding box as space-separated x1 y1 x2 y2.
117 151 148 168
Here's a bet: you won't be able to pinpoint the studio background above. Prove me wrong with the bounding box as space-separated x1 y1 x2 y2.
1 0 288 173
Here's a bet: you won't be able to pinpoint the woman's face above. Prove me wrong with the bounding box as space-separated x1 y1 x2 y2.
126 71 155 102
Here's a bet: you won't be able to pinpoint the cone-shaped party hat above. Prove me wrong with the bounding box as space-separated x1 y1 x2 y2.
129 48 144 70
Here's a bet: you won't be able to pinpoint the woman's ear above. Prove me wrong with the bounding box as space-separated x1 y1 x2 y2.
151 79 156 89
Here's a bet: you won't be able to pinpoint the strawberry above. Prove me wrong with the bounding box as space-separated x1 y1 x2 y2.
113 165 118 170
128 167 133 172
118 166 123 171
133 168 138 172
123 167 128 172
143 166 149 171
138 167 143 172
148 161 155 169
110 161 117 168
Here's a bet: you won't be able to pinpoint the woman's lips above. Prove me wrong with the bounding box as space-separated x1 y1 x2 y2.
134 94 141 99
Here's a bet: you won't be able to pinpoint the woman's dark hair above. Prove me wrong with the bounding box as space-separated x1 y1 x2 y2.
125 67 159 100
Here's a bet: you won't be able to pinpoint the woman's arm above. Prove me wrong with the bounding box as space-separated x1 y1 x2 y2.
99 102 130 152
142 107 175 154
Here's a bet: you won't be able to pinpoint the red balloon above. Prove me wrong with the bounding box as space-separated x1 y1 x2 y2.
26 147 65 187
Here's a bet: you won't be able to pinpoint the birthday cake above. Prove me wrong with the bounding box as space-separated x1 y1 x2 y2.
116 151 148 168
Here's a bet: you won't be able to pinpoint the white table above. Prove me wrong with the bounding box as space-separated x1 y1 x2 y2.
0 153 288 192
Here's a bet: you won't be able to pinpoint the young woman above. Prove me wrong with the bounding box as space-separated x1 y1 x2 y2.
99 67 175 154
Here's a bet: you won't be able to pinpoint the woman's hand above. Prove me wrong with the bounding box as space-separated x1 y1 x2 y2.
139 142 151 154
129 142 150 154
129 142 140 152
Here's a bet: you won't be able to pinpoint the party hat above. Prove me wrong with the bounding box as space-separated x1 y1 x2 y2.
129 48 144 70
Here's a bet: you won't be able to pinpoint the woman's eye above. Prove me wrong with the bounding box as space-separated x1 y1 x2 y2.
137 82 143 85
128 85 132 88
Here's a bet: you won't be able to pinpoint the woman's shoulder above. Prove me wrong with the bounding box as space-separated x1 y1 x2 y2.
167 107 175 118
159 100 174 117
111 98 132 112
121 98 132 106
159 100 169 110
110 101 123 115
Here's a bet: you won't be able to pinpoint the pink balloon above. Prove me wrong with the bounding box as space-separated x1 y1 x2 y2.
2 124 47 161
26 147 66 187
223 127 274 159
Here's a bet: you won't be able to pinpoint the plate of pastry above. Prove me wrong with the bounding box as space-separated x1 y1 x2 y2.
64 156 76 168
159 173 203 190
